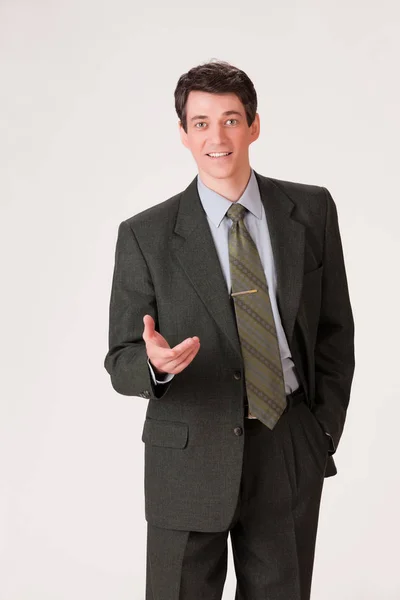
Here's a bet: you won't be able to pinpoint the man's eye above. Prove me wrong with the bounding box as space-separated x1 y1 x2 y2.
194 119 238 129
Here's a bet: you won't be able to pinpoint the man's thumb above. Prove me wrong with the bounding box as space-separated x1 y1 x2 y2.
142 314 155 342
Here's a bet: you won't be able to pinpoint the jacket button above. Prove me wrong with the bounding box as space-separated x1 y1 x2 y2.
234 370 241 380
234 427 243 436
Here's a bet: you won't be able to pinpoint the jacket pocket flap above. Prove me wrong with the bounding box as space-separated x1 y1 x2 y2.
303 264 323 278
141 418 188 448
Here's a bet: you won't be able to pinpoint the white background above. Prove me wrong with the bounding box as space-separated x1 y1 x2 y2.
1 0 399 598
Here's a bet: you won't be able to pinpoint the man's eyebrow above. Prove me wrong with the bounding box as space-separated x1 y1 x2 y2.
189 110 243 122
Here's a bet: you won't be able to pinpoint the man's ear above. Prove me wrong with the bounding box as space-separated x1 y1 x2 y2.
250 113 260 143
178 121 189 149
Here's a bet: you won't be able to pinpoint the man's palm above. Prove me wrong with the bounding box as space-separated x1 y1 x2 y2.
142 314 200 375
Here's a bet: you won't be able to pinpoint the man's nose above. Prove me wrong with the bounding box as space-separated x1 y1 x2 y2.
208 125 227 145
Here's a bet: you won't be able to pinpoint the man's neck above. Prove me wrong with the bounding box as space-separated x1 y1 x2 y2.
197 165 252 203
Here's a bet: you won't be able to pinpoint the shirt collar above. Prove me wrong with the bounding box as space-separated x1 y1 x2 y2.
196 168 262 228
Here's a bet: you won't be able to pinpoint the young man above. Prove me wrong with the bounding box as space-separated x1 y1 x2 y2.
104 60 355 600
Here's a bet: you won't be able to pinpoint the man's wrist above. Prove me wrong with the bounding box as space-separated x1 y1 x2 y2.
149 359 167 378
147 357 174 385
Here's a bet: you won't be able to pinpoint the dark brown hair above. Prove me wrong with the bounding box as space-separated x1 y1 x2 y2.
174 59 258 133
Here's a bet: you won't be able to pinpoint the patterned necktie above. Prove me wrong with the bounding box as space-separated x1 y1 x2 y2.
227 203 287 429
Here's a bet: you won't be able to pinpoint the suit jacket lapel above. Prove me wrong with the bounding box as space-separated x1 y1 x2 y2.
254 173 305 344
171 176 242 360
171 170 305 361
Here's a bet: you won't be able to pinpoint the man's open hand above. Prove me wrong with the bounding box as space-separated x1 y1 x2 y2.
142 315 200 375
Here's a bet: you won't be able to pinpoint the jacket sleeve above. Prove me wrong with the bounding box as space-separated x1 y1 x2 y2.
104 219 173 399
311 188 355 455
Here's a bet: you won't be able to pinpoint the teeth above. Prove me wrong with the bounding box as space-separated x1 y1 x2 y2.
208 152 230 157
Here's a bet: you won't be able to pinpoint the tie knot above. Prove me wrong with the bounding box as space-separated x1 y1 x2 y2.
226 203 246 223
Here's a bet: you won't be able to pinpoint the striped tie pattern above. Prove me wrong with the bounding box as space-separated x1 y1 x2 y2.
227 203 287 429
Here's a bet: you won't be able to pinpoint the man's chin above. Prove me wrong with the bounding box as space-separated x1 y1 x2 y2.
199 163 239 180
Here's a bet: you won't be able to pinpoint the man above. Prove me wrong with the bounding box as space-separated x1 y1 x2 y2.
104 60 355 600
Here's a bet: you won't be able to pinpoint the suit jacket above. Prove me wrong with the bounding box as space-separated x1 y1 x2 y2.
104 171 355 532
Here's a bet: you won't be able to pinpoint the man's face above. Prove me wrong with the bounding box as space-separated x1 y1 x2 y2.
179 91 260 182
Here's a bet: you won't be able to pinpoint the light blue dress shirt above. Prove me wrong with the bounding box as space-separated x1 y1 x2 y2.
147 168 300 393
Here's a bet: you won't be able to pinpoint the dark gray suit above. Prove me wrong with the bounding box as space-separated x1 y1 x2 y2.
104 171 355 598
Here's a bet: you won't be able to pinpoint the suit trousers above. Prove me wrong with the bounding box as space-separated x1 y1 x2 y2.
145 391 329 600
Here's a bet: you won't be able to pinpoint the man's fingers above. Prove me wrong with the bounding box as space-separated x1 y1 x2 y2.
162 338 199 363
172 337 199 354
151 337 198 359
166 344 201 374
168 341 199 366
142 314 155 342
148 338 200 373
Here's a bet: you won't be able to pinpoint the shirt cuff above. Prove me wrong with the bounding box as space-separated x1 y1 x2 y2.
147 358 175 385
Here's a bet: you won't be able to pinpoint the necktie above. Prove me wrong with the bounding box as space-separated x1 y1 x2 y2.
227 203 287 429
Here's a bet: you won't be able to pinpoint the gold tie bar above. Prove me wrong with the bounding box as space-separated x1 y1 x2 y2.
231 289 258 297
